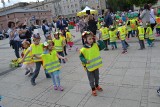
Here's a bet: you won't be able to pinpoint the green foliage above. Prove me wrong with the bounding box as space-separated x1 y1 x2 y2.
129 0 158 7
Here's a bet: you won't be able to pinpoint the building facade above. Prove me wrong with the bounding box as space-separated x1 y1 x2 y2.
0 8 52 30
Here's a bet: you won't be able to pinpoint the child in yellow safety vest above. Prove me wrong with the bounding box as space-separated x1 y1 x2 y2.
126 20 133 39
99 24 109 50
137 22 145 50
65 28 78 51
53 32 65 63
21 40 34 76
146 23 155 47
109 26 117 50
21 33 51 86
34 40 67 91
79 31 105 96
117 23 129 54
59 31 67 56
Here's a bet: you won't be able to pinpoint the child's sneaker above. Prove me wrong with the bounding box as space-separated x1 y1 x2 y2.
54 86 58 90
96 86 103 92
58 86 64 91
25 70 30 75
121 51 125 54
92 90 97 96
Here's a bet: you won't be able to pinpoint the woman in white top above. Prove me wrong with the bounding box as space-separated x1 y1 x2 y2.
149 4 157 30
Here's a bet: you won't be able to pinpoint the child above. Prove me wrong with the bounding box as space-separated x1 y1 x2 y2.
53 32 65 63
146 23 155 47
117 23 128 54
79 31 105 96
45 32 52 41
99 24 109 51
21 33 51 86
35 40 67 91
65 28 78 51
156 16 160 36
109 26 117 50
21 40 34 76
59 31 67 56
126 20 132 40
137 22 145 50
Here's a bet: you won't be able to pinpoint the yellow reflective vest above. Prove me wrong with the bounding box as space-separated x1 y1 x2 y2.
53 38 63 52
66 31 72 42
100 27 109 40
41 50 61 73
118 26 126 40
146 27 154 40
31 43 43 62
23 48 33 64
138 26 145 40
109 30 117 42
80 43 103 72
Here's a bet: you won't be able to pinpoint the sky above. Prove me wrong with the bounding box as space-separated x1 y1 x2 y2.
0 0 44 8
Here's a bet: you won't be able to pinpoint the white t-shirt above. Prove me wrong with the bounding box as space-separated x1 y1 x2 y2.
150 9 156 24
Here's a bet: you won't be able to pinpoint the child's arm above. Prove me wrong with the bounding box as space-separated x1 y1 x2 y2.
97 40 106 51
79 53 90 64
20 49 30 63
57 53 68 61
33 54 41 59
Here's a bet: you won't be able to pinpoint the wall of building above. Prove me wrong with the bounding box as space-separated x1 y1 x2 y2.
0 11 52 30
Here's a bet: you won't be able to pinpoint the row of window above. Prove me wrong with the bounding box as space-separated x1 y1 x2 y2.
7 13 47 18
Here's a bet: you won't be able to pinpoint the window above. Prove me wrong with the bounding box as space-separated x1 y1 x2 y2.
68 5 69 8
71 5 73 8
75 4 77 7
76 9 78 12
72 10 74 13
24 14 26 16
7 15 9 18
46 5 48 7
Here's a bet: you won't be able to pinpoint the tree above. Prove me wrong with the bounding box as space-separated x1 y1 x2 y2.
106 0 132 12
129 0 158 7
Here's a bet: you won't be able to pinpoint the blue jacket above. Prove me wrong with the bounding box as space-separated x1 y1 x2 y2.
56 19 68 30
105 14 113 27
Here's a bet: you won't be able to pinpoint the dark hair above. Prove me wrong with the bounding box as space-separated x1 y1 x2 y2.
144 4 150 10
8 21 15 28
42 20 46 23
127 21 130 25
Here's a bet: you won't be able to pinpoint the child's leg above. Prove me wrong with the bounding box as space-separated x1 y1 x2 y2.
103 40 108 50
142 40 145 49
114 42 117 48
25 67 30 75
31 62 41 85
64 45 67 55
57 52 62 63
50 72 58 90
94 69 99 87
86 70 95 90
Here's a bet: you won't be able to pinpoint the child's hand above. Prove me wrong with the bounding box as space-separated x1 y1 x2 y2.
87 60 90 64
63 57 68 62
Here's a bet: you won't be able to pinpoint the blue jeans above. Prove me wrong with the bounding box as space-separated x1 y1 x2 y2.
121 40 127 50
50 71 60 86
110 42 117 48
156 28 160 35
128 31 132 38
147 38 153 46
13 41 21 58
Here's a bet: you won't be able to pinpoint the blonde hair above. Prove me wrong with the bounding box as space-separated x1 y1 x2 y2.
88 15 94 21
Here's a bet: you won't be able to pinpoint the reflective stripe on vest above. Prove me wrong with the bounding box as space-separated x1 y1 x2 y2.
139 34 144 40
55 46 63 51
87 56 102 70
46 63 61 72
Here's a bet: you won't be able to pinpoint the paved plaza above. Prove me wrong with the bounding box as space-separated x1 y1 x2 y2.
1 29 160 107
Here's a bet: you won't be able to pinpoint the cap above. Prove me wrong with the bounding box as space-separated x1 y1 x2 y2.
33 33 41 39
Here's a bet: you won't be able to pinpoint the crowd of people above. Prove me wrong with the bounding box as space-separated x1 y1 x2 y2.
7 3 160 96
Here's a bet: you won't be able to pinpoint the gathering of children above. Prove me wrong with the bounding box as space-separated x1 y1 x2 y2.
18 16 158 96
